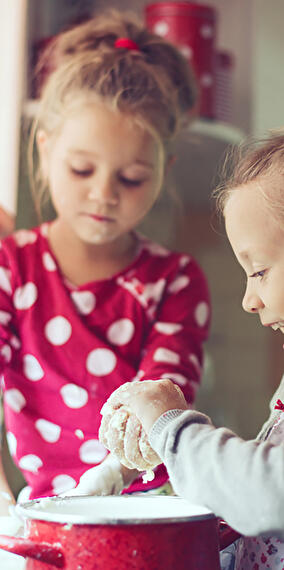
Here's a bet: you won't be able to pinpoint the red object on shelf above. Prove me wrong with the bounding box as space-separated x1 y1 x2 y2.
145 2 217 119
215 50 234 123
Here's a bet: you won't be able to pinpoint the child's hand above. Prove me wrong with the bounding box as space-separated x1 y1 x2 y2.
62 454 136 497
103 379 188 434
99 402 160 473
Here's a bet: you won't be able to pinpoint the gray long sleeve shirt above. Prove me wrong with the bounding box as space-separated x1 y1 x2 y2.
149 377 284 539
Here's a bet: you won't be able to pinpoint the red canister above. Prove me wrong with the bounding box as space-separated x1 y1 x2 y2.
145 2 217 119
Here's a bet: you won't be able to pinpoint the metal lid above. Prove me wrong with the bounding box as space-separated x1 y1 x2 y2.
16 495 216 526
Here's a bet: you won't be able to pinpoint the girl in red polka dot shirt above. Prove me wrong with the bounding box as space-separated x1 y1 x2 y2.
0 9 210 514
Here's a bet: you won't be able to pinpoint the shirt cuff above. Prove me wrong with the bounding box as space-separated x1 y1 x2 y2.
148 409 187 444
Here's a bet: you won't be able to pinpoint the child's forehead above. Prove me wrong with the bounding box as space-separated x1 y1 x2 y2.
224 180 265 210
55 100 154 141
46 103 164 170
225 180 284 245
225 177 274 209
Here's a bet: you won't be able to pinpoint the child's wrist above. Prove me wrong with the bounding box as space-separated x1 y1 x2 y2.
120 463 139 487
105 452 138 488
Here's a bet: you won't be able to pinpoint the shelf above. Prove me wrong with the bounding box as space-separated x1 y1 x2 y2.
190 119 245 144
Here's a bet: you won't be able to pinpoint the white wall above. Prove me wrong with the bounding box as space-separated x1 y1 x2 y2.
252 0 284 135
200 0 284 135
0 2 27 215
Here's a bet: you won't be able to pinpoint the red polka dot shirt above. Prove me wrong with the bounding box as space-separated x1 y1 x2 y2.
0 224 210 498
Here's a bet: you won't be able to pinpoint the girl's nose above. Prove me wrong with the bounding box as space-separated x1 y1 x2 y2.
242 284 264 313
88 175 118 205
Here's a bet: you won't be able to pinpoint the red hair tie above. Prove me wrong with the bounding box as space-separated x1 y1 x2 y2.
275 399 284 412
114 37 140 51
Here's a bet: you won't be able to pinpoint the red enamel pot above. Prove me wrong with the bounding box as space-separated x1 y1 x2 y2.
0 496 240 569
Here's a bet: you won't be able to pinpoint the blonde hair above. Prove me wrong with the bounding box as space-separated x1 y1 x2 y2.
30 9 197 214
214 132 284 223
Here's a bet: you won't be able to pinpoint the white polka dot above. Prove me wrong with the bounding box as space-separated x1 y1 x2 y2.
131 370 144 382
86 348 117 376
144 279 166 303
60 383 88 409
14 282 38 310
19 454 43 473
0 311 11 325
6 432 17 456
79 439 108 464
200 24 214 39
195 302 209 326
189 353 201 373
52 474 77 495
107 318 135 346
45 316 72 346
23 354 44 381
10 336 21 350
0 267 12 294
154 322 183 335
18 486 31 502
168 275 190 294
42 251 57 271
179 45 193 59
153 20 169 36
14 230 37 247
1 344 12 363
200 73 213 87
35 419 61 443
179 256 190 268
153 348 180 365
4 389 26 412
75 429 84 440
71 291 96 315
161 372 188 386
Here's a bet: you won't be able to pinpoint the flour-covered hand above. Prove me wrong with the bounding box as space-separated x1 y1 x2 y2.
99 400 161 479
63 454 124 496
105 379 188 433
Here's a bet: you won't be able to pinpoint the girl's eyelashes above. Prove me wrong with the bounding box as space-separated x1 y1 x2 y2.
70 167 93 177
69 165 147 186
118 176 145 187
250 269 267 279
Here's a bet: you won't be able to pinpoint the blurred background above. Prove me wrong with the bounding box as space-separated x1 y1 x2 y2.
0 0 284 493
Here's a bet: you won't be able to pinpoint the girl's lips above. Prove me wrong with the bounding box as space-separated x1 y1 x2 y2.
82 213 114 223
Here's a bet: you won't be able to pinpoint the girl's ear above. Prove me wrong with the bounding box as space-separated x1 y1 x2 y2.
36 129 49 179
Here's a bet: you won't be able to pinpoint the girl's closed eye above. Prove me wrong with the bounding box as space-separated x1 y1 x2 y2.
118 175 146 187
70 167 94 177
250 269 267 279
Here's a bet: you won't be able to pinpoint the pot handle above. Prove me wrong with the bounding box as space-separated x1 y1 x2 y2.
218 520 242 551
0 534 65 567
